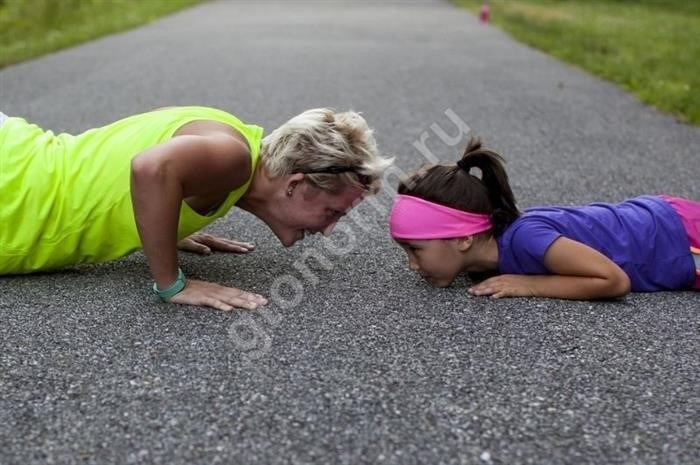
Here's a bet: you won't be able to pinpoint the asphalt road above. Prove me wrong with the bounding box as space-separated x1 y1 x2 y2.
1 1 699 464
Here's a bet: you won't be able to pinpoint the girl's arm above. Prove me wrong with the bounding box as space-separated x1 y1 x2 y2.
130 133 266 311
468 237 631 300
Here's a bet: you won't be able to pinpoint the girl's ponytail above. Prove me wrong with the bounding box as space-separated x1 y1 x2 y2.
455 138 520 235
398 136 520 237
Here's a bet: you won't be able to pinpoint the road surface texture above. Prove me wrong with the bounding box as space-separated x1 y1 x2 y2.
1 1 698 464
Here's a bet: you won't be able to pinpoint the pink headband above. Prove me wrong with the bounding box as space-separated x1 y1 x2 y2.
389 194 493 240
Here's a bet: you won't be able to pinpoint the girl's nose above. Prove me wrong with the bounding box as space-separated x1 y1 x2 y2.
408 255 420 271
322 221 338 237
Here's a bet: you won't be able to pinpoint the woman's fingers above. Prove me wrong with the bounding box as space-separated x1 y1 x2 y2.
212 239 255 253
169 279 268 311
212 286 268 310
179 233 255 254
200 296 235 312
177 237 212 255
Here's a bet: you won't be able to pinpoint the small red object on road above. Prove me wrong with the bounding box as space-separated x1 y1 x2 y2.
479 2 490 24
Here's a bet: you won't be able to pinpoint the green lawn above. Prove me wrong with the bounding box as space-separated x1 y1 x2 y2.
453 0 700 124
0 0 202 70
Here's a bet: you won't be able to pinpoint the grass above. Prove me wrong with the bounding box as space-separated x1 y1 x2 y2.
0 0 202 70
452 0 700 124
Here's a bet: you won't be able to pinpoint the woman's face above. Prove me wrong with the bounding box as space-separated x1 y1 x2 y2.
271 181 366 247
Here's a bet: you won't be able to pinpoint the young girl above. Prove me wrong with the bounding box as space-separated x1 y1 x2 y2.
0 107 393 311
389 138 699 300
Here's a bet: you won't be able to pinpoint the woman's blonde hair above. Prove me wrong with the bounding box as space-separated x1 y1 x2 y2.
260 108 393 193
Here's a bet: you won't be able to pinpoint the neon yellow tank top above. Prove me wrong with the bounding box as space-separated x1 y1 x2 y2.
0 106 263 274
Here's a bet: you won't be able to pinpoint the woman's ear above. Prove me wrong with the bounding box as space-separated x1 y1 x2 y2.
284 173 305 197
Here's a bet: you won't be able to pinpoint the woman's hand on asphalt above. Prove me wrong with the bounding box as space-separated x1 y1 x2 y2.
168 279 268 311
177 233 255 255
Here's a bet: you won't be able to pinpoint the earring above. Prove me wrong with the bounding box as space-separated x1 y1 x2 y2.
286 188 293 197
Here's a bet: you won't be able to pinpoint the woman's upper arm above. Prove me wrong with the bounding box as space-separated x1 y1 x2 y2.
131 133 252 197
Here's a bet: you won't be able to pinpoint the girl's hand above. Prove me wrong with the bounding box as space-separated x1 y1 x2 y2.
177 233 255 255
468 274 537 299
168 278 268 311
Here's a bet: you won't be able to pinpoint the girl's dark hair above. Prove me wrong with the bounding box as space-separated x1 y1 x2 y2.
398 137 520 236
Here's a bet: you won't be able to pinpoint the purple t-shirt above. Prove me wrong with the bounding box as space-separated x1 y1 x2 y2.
496 196 695 291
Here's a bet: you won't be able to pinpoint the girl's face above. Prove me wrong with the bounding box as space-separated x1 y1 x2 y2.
397 239 467 287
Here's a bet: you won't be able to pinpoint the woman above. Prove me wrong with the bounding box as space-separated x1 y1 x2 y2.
0 106 393 311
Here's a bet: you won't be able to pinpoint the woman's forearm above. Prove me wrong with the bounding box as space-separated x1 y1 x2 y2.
130 156 183 289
